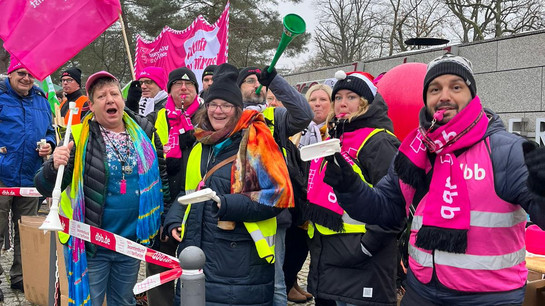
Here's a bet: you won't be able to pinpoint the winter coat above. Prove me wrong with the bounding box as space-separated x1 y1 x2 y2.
34 110 170 253
164 131 280 306
307 94 402 305
335 109 545 304
0 78 56 187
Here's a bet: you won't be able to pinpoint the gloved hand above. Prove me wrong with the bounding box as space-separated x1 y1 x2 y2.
178 131 196 150
125 80 142 114
258 66 277 87
523 141 545 197
323 152 361 193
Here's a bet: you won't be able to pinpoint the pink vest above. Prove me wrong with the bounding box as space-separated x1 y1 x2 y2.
402 139 528 292
307 127 375 212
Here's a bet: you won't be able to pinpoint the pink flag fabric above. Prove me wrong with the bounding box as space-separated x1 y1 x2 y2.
134 2 229 89
0 0 121 81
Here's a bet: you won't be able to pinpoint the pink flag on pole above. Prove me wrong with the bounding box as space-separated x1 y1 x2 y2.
0 0 121 80
134 2 229 90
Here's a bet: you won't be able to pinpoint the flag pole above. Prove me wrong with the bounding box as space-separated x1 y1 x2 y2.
119 13 136 80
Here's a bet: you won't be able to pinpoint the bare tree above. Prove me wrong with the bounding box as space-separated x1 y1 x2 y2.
378 0 449 56
314 0 379 65
0 41 9 73
445 0 545 42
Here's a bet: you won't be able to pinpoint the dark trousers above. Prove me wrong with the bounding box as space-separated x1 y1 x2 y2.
0 180 38 283
145 237 178 306
282 224 309 291
401 283 523 306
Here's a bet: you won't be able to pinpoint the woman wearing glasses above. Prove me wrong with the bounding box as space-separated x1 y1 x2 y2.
164 63 294 306
143 67 202 305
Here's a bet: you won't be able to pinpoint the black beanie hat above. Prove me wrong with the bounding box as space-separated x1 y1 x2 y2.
167 67 198 93
202 65 218 81
236 67 261 87
61 67 82 87
423 53 476 104
205 63 243 108
331 70 377 104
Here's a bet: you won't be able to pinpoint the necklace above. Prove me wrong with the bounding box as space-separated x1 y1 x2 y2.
100 125 133 194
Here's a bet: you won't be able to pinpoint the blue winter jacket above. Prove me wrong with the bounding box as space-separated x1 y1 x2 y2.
0 78 56 187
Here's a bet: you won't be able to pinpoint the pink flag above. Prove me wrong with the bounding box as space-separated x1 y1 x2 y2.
134 2 229 89
0 0 121 80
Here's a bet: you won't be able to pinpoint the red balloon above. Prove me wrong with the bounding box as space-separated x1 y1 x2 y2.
376 63 427 141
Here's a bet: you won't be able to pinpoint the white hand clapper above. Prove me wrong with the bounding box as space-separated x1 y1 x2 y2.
299 138 341 161
178 188 220 205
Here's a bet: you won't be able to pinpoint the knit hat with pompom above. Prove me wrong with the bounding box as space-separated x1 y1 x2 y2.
331 70 377 103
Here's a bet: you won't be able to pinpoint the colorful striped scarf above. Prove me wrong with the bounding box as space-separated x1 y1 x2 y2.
67 112 163 305
230 110 294 208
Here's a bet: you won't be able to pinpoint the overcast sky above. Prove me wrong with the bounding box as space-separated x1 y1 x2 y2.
276 0 317 69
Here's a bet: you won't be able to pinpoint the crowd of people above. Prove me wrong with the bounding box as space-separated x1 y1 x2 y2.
0 52 544 306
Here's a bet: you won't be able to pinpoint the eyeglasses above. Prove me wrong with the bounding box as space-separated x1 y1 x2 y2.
138 79 155 86
172 80 195 88
61 78 75 83
16 71 34 79
206 102 235 112
242 78 258 85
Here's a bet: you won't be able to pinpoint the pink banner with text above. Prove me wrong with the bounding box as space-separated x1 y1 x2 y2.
134 2 229 90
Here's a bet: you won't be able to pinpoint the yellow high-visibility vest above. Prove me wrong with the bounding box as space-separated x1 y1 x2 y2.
181 142 277 264
153 108 169 146
58 123 82 244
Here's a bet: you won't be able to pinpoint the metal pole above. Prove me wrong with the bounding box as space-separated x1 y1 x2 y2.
48 231 56 306
179 246 206 306
118 13 136 81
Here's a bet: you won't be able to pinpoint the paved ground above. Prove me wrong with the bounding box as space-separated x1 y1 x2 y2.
0 250 315 306
0 201 317 306
0 244 32 305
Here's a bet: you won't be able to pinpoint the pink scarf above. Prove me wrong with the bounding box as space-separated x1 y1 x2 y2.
398 96 488 253
306 128 374 232
164 95 199 158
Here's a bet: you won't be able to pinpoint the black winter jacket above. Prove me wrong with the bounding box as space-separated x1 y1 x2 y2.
164 132 280 306
34 110 170 254
307 94 403 305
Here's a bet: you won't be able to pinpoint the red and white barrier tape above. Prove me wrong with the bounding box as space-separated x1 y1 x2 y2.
2 187 190 291
132 266 183 295
57 215 191 293
0 187 42 197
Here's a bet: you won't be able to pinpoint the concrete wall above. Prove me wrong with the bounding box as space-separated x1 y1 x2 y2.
284 30 545 144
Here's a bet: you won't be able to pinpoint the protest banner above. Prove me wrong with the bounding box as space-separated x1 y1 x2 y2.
134 2 229 89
